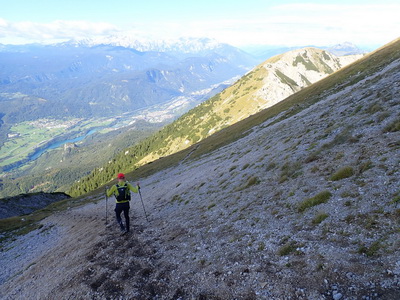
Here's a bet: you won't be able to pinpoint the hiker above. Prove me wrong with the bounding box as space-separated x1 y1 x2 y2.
106 173 140 234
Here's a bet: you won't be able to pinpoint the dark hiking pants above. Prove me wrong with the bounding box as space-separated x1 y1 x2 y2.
115 202 130 232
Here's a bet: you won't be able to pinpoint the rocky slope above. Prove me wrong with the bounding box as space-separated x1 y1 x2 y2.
1 39 399 299
253 48 362 108
0 192 70 219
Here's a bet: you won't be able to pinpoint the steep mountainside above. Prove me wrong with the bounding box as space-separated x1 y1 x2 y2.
0 192 70 219
70 47 363 195
134 48 362 161
1 38 399 299
184 47 362 132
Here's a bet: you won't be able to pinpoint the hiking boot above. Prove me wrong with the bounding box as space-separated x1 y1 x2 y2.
118 221 125 231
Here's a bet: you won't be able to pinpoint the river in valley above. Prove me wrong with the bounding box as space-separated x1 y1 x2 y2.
29 129 97 161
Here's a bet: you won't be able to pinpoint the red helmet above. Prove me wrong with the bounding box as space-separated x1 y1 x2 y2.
117 173 125 179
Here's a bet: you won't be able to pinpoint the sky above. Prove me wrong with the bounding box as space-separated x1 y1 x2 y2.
0 0 399 49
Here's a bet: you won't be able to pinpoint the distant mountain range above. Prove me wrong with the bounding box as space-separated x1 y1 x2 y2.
68 36 366 57
0 38 365 129
0 38 258 126
66 36 233 55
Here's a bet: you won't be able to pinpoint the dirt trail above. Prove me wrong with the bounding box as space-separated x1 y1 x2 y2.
1 195 177 299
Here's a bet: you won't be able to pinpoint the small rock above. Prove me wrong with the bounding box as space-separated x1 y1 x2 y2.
333 291 343 300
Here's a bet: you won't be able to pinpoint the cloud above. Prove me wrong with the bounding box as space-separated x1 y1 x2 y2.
252 3 400 46
142 3 400 47
0 3 399 47
0 19 119 44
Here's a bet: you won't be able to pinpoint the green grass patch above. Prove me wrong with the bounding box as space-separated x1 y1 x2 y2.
390 191 400 205
242 163 250 170
171 194 184 204
366 103 383 114
330 166 354 181
292 54 319 71
279 161 302 183
278 240 300 256
235 176 261 191
257 241 266 251
358 241 382 257
383 118 400 132
358 161 374 173
229 165 238 172
312 212 329 224
298 191 332 212
207 203 216 210
275 70 298 88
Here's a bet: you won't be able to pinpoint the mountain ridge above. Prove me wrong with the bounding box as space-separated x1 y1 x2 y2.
65 36 231 54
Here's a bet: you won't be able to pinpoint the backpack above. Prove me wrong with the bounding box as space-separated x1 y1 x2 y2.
115 183 131 202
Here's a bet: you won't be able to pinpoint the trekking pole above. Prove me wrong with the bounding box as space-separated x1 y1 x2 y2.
105 187 108 225
138 187 149 222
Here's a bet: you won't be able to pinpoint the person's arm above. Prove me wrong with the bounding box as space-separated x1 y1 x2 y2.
127 182 140 193
106 185 117 197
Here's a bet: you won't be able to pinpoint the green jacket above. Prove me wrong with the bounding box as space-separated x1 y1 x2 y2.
107 181 139 203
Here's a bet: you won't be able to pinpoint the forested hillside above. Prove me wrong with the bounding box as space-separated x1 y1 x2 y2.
0 120 163 198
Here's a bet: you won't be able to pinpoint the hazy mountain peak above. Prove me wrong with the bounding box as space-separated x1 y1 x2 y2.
64 35 225 54
326 41 366 56
259 47 363 98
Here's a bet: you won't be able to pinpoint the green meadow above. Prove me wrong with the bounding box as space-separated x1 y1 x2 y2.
0 118 114 169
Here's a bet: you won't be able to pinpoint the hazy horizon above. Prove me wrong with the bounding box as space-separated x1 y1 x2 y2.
0 0 398 49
